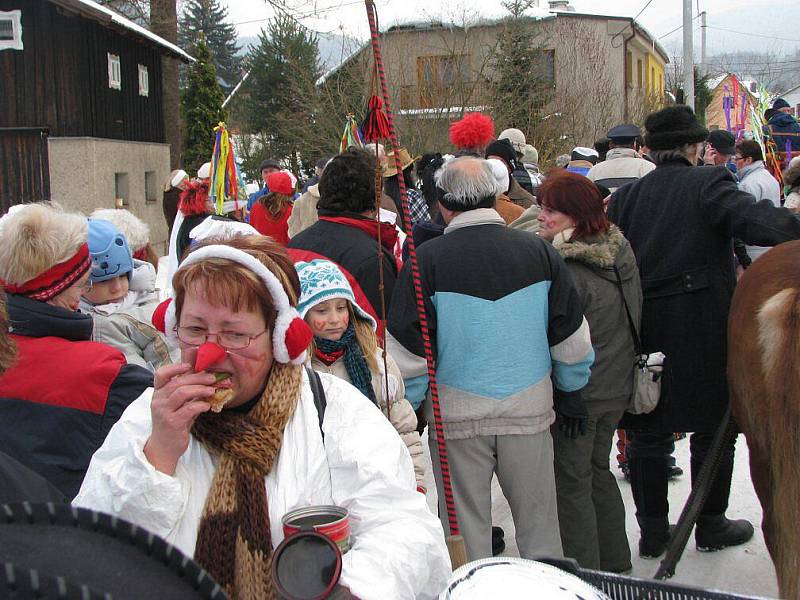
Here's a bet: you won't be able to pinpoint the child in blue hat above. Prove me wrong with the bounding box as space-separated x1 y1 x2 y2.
80 219 172 371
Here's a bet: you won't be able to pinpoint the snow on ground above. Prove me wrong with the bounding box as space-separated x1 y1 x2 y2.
423 433 779 598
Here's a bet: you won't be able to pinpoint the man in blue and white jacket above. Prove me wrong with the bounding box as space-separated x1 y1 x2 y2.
388 156 594 561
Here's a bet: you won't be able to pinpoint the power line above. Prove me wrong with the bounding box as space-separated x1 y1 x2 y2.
632 0 656 22
232 0 363 27
705 26 800 44
658 14 700 39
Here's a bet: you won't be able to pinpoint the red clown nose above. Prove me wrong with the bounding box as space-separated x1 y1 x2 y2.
194 342 227 373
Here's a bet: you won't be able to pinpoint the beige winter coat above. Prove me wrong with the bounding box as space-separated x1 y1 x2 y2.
287 184 320 239
311 349 426 489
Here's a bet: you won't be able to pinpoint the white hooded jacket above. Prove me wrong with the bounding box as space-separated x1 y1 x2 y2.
74 371 451 599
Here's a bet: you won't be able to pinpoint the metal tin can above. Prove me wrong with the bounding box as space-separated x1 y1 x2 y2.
282 505 351 554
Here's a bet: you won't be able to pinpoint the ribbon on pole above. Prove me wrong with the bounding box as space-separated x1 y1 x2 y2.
363 0 465 566
208 122 245 215
339 114 364 153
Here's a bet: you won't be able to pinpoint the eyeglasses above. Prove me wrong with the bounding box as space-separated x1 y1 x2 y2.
734 155 745 161
175 325 267 350
77 279 93 293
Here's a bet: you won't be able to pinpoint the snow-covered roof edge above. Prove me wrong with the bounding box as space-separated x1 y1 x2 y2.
50 0 194 62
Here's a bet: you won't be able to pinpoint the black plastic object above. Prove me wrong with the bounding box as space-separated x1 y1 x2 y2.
533 557 767 600
272 531 342 600
0 503 227 599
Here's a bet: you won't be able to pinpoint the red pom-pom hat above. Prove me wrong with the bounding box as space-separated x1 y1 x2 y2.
449 112 496 151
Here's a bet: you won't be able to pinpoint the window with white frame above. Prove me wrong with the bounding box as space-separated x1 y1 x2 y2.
138 64 149 97
108 53 121 90
0 10 23 51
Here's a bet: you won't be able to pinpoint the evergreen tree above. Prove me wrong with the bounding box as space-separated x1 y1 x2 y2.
490 1 556 154
244 15 321 174
181 36 226 174
179 0 241 92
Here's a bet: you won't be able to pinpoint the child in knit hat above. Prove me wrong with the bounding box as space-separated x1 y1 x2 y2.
80 219 173 371
296 259 426 491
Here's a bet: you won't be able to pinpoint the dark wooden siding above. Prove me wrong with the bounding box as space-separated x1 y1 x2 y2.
0 0 165 142
0 128 50 212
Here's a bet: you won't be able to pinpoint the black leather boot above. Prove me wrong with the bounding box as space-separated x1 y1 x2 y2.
637 517 672 559
491 526 505 556
695 515 754 552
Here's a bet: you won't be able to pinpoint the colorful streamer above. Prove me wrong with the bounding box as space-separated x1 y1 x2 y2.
339 114 364 153
208 122 246 215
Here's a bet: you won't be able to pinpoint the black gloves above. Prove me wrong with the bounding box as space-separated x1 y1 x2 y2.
554 388 588 439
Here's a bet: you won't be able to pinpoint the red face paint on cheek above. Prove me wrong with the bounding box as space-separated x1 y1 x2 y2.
312 319 326 334
341 313 349 328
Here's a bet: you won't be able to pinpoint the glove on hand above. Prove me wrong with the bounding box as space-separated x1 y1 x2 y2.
554 388 588 439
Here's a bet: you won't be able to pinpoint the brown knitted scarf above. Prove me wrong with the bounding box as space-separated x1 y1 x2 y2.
192 362 302 599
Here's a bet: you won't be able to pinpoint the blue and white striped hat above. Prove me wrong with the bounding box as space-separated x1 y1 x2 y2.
295 259 377 331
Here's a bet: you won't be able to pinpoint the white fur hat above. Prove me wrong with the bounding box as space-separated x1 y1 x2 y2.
197 162 212 180
90 208 150 252
486 158 510 195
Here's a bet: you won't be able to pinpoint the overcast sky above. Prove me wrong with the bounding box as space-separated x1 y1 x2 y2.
222 0 800 58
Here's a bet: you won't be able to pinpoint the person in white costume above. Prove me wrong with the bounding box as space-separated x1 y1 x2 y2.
74 234 450 600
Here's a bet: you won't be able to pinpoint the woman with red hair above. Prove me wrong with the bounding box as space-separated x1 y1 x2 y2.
537 171 642 573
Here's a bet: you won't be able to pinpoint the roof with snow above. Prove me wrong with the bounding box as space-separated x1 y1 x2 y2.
48 0 194 62
707 73 770 103
317 8 667 85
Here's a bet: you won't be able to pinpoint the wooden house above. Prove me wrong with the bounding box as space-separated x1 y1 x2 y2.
0 0 193 251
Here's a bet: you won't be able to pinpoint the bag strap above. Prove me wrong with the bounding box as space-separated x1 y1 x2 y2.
613 266 643 357
305 366 327 440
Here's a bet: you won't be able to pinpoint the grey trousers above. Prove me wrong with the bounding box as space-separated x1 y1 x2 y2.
551 408 632 572
429 430 563 561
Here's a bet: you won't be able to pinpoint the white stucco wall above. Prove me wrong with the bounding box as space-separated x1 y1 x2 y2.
48 137 170 255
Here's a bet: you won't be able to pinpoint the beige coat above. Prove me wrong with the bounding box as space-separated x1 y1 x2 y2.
287 184 320 239
311 349 426 488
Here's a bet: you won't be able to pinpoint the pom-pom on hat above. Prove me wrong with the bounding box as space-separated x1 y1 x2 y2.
162 244 312 364
295 259 377 331
486 158 510 194
449 113 495 151
644 105 708 150
266 171 296 196
87 219 134 283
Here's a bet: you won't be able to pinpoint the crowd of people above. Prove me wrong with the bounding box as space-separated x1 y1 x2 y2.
1 97 799 598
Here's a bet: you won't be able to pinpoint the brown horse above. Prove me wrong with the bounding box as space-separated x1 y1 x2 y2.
728 240 800 599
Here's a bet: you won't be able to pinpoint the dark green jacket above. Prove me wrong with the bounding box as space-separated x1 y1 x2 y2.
553 225 642 416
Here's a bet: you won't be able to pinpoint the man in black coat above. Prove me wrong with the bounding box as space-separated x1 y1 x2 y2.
288 148 398 319
608 105 800 558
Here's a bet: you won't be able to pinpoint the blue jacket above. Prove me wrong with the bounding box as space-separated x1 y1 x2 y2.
768 112 800 152
387 209 594 439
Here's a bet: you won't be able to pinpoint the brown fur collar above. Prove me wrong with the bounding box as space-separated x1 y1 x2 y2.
553 224 625 268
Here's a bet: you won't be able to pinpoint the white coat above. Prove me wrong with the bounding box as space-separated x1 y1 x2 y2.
74 371 451 599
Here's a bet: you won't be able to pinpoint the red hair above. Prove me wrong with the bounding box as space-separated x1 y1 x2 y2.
449 113 495 151
178 180 210 216
537 171 609 239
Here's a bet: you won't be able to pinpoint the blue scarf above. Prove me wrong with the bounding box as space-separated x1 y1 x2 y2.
315 324 377 405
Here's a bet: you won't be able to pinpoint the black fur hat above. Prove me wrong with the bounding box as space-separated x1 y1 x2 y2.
644 105 708 150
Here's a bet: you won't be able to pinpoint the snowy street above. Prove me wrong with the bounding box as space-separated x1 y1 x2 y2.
423 433 779 598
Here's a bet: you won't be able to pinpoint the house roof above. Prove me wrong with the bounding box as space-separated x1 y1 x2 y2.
48 0 194 62
779 82 800 98
707 72 770 103
318 10 667 85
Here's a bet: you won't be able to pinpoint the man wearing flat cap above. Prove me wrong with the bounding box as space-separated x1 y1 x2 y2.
587 124 654 193
607 105 800 560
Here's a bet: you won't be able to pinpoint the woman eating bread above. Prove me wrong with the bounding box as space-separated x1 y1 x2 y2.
74 235 450 599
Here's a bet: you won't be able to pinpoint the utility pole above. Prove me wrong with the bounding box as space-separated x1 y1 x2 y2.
700 11 707 76
683 0 695 109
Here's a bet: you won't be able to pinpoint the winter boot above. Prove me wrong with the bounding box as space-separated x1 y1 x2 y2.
637 517 673 559
491 526 506 556
695 515 754 552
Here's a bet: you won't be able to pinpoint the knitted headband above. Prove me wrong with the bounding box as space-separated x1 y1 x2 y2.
163 245 312 365
0 243 91 302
